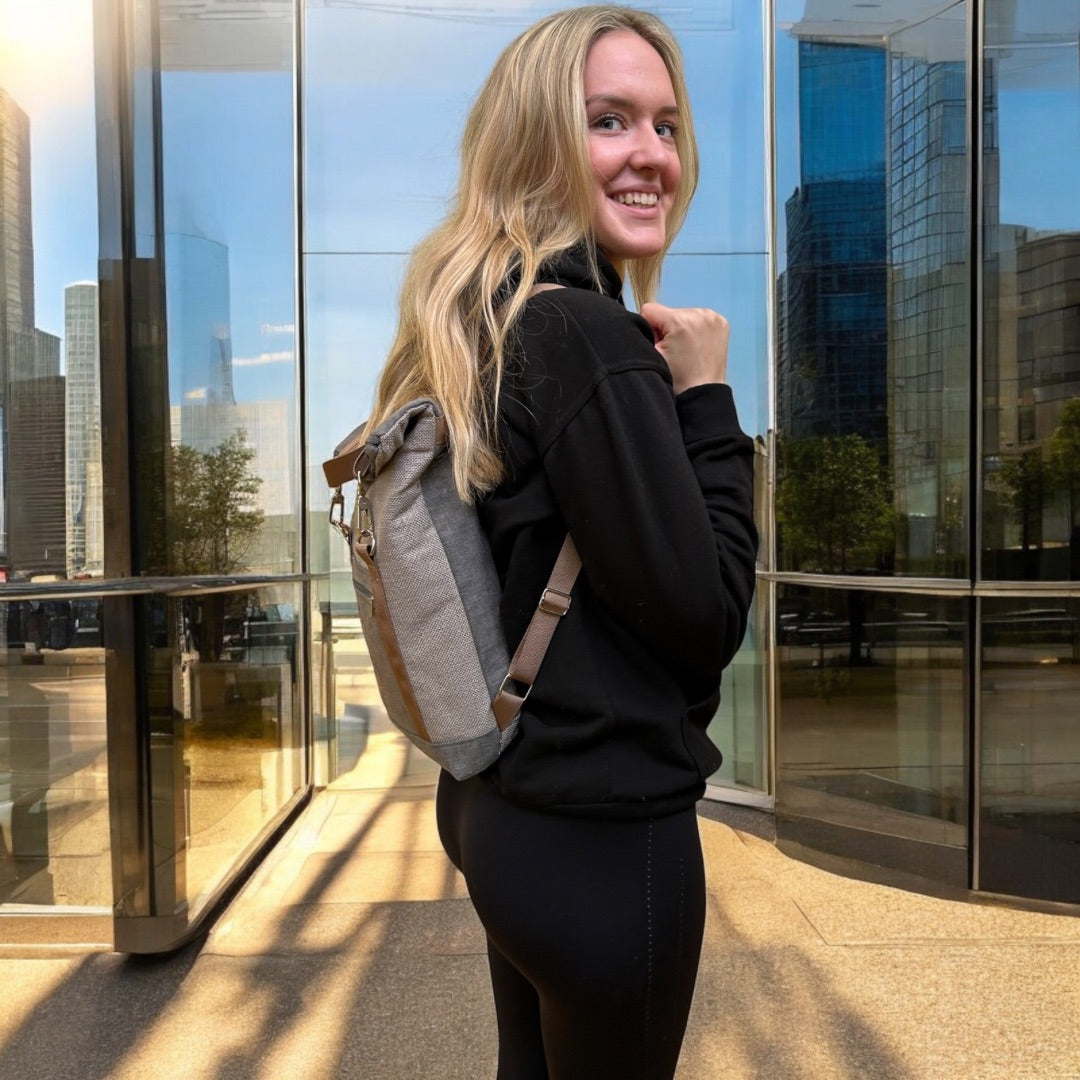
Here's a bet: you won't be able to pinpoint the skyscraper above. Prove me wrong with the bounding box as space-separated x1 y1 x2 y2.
0 87 36 568
776 41 889 449
165 230 236 407
9 370 66 576
887 49 971 572
65 282 103 576
0 88 34 344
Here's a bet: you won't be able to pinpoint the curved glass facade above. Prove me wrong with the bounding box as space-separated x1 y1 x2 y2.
772 0 1080 907
1 0 1078 951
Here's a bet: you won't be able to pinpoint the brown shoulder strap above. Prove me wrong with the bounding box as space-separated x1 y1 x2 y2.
489 537 582 732
489 282 577 730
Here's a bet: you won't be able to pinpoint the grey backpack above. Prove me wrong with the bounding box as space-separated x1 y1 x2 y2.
324 398 580 780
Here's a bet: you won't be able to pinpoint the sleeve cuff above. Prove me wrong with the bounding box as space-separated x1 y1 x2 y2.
674 382 746 444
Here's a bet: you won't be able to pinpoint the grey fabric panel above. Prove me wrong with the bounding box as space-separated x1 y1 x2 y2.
420 458 509 700
409 724 505 781
351 400 505 774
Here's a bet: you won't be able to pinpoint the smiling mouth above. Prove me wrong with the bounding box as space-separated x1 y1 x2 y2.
612 192 659 207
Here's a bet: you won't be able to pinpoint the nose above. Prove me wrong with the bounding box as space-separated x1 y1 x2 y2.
628 122 667 172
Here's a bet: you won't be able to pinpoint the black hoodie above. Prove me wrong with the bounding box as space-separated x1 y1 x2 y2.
477 246 758 819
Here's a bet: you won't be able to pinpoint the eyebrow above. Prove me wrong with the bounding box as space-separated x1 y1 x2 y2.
585 94 679 116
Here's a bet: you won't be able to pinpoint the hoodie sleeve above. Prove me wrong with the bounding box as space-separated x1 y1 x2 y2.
518 291 758 678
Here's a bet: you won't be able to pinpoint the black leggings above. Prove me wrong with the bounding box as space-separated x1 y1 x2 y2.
436 772 706 1080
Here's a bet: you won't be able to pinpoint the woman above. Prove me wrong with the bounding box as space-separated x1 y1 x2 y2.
369 7 757 1078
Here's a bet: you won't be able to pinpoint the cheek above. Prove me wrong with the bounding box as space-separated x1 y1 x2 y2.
666 154 683 192
588 141 620 186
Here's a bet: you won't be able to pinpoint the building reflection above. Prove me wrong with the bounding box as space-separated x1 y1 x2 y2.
65 282 104 578
776 16 972 578
984 227 1080 579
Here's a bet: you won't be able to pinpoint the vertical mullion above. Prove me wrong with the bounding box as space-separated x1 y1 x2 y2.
96 0 153 924
968 0 984 892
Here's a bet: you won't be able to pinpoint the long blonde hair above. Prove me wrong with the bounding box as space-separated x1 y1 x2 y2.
369 5 699 499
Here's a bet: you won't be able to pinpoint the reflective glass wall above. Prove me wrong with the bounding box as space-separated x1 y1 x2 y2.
0 0 307 950
773 0 1080 907
304 1 771 799
773 0 974 885
100 0 306 951
775 1 970 579
1 0 110 916
977 2 1080 904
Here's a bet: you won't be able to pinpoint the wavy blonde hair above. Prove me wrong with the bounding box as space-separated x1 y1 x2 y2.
369 5 699 499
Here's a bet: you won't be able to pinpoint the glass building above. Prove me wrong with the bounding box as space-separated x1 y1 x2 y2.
0 0 1076 952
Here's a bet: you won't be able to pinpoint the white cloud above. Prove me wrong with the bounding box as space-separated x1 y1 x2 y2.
233 350 295 367
260 322 295 335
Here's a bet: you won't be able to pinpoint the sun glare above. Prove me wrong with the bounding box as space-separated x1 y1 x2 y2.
0 0 94 111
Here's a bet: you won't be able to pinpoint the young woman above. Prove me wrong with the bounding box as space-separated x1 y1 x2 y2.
369 7 758 1078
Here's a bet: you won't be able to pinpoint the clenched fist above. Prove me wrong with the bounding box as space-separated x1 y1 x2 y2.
639 302 730 394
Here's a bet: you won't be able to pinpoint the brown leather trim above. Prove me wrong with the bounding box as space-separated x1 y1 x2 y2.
323 449 360 489
354 544 430 743
491 689 524 732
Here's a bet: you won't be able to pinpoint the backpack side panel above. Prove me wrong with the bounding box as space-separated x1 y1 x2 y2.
420 460 520 755
354 401 511 778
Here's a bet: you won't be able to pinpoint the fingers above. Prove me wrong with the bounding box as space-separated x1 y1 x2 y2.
639 302 730 393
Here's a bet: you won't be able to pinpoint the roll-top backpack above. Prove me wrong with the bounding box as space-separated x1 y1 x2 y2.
324 397 580 780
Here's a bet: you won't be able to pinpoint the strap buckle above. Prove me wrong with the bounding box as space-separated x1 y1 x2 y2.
538 588 572 617
497 674 532 706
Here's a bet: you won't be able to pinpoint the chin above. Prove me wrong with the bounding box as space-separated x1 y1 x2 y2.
598 235 667 263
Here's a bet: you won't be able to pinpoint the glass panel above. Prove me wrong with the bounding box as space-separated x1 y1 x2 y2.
708 593 767 792
1 596 109 907
981 3 1080 581
0 0 100 581
0 0 111 915
144 583 303 916
305 252 406 685
980 596 1080 903
664 253 769 444
153 3 299 577
776 585 968 875
774 1 970 577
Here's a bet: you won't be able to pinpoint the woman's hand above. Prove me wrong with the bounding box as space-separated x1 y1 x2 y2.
639 302 729 394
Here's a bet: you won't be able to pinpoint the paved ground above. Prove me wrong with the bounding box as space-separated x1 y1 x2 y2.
3 727 1080 1079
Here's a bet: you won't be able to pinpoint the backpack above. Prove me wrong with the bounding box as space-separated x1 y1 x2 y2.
324 398 580 780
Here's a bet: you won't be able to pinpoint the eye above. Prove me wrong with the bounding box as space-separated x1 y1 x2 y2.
591 113 625 132
656 120 678 139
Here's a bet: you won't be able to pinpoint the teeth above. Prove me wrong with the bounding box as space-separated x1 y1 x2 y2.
614 192 658 206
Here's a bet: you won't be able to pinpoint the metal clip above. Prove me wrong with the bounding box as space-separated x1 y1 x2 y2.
329 488 350 539
355 491 375 556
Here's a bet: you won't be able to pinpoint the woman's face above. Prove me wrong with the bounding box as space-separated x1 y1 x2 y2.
583 30 682 267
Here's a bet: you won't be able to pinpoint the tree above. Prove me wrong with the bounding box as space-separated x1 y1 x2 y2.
170 431 264 575
996 447 1046 559
776 433 895 574
1047 399 1080 532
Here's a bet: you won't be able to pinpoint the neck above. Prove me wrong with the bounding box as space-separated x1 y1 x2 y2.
605 254 626 279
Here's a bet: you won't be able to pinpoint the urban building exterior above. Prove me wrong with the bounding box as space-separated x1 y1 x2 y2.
65 282 103 578
0 0 1077 951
